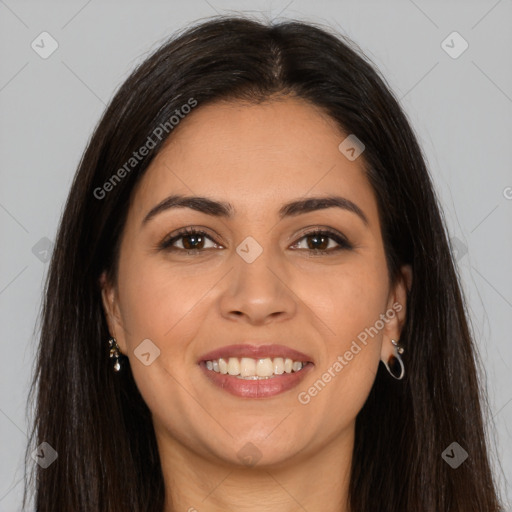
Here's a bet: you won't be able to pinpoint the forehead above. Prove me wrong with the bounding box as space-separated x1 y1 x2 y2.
129 97 378 224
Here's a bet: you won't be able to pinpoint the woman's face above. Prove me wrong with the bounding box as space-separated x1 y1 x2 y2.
101 96 410 468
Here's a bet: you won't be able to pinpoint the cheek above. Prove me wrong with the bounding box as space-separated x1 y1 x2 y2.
128 357 205 452
297 258 387 408
115 258 208 438
117 255 210 345
306 258 389 344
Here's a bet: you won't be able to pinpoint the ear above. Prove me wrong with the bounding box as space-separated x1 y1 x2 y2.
380 264 412 363
99 270 127 354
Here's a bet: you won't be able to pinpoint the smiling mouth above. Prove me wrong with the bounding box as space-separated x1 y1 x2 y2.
203 356 311 379
199 358 314 399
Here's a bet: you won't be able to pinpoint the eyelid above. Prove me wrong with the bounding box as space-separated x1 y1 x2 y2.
158 226 221 251
292 225 349 242
290 226 353 252
158 225 352 253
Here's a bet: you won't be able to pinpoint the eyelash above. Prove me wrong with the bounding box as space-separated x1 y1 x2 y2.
158 226 353 256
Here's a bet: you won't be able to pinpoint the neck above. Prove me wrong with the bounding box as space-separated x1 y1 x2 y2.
157 425 354 512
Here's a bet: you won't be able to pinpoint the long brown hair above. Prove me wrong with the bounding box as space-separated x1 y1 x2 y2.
24 14 504 511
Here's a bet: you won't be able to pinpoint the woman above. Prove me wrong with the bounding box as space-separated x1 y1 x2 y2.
24 14 504 512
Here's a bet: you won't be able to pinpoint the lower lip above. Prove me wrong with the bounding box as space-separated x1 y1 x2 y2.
199 361 314 399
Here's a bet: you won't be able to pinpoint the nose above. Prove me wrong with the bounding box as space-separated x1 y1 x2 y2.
218 248 297 326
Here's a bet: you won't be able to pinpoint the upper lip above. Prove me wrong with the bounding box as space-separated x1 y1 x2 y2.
198 343 314 363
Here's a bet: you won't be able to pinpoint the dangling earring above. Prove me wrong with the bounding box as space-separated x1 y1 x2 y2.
108 337 122 372
383 339 405 380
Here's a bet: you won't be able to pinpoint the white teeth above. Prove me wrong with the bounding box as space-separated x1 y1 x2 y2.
273 357 285 375
240 357 256 377
204 356 307 378
227 357 241 375
292 361 302 372
256 358 274 377
218 357 228 374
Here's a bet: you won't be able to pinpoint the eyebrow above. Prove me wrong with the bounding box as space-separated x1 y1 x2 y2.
141 194 369 227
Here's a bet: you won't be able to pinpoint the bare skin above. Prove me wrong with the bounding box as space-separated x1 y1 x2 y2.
100 95 411 512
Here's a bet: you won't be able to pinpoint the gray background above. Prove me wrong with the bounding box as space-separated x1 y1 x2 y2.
1 0 511 510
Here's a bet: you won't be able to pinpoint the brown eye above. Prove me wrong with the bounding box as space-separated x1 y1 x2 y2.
291 229 352 255
160 228 219 252
158 227 352 256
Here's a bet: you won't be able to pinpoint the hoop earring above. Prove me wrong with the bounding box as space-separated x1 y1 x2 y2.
108 337 122 372
383 339 405 380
